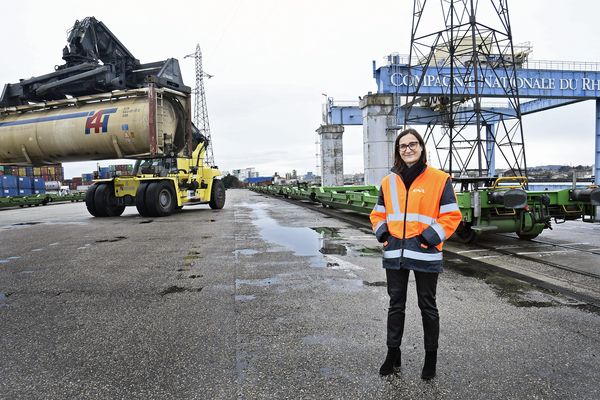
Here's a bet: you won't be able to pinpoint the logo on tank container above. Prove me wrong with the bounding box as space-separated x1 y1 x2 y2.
85 108 117 134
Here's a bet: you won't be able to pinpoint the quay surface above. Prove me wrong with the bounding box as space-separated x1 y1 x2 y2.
1 189 599 399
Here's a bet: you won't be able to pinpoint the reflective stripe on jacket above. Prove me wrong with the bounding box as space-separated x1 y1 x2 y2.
369 166 462 272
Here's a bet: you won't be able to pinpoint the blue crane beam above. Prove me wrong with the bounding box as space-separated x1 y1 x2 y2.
326 105 515 125
374 65 600 99
327 65 600 124
323 63 600 187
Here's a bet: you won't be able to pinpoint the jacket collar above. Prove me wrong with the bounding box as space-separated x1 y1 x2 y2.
391 161 427 177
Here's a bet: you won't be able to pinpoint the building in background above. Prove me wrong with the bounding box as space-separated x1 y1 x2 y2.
344 173 364 185
245 176 273 186
232 168 258 181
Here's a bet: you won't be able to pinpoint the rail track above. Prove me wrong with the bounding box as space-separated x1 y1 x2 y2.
256 192 600 308
471 234 600 280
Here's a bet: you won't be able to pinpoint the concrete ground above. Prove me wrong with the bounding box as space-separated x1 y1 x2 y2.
0 189 598 399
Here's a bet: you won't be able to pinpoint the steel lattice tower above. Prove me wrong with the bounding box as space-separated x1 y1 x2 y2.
401 0 527 180
186 44 215 167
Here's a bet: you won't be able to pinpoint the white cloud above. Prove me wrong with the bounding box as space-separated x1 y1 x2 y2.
1 0 598 179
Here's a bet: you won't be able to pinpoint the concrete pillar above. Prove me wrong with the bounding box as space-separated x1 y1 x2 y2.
359 93 396 185
316 124 344 187
595 100 600 220
595 100 600 186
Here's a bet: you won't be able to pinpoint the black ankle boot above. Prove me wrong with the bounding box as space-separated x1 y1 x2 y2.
421 350 437 380
379 347 401 376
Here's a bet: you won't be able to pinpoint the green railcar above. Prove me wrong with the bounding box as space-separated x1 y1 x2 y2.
250 177 599 242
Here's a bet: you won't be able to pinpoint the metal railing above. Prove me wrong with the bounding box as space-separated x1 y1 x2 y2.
384 53 600 72
522 59 600 72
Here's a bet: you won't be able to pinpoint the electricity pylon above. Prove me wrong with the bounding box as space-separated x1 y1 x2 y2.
185 44 215 166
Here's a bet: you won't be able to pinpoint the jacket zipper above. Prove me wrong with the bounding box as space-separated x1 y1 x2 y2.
399 182 409 264
398 166 426 264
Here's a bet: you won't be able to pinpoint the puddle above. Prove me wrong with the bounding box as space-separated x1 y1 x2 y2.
3 221 88 231
359 247 383 256
234 249 259 257
241 202 350 267
248 204 321 256
235 276 281 289
312 227 340 238
0 256 21 264
160 285 203 296
319 241 347 256
235 295 256 302
183 250 201 267
323 255 364 271
324 278 364 292
96 236 127 243
0 292 10 308
363 281 387 287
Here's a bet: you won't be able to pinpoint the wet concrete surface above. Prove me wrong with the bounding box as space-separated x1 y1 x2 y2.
0 189 599 399
445 223 600 305
452 223 600 277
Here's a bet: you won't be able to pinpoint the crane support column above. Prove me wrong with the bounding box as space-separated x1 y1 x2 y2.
359 93 395 185
594 99 600 221
596 100 600 185
316 124 344 186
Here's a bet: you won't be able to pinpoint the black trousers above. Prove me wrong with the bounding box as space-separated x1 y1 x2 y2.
385 268 439 351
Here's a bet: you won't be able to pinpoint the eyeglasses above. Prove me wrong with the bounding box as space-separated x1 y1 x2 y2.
398 141 420 152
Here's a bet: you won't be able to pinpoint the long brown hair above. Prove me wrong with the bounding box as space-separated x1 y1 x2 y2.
393 128 427 172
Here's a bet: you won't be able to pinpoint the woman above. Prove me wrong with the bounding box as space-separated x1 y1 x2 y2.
370 128 462 379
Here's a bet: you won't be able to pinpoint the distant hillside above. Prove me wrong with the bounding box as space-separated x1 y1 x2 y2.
530 165 564 171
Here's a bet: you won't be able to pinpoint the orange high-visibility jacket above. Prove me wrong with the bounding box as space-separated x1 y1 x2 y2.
370 165 462 272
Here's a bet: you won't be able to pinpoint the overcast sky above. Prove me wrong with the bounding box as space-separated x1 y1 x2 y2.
2 0 599 179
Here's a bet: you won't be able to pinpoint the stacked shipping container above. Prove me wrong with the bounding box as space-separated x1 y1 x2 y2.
0 164 63 197
0 175 18 197
0 164 64 181
0 175 46 197
109 164 134 177
1 163 133 194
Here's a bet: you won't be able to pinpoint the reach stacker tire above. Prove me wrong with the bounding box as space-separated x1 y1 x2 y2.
85 184 100 217
145 181 176 217
209 179 226 210
94 183 125 217
135 182 151 217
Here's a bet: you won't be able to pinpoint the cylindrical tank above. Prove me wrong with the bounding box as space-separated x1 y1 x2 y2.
44 180 61 190
0 94 182 164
